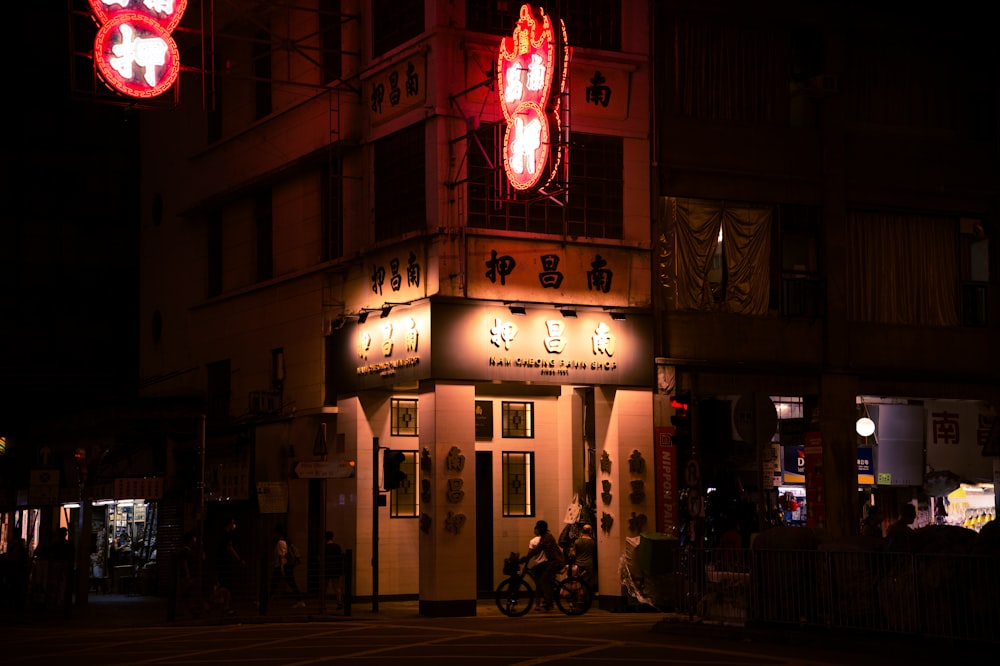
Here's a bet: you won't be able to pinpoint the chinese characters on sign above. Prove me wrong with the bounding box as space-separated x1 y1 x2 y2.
485 250 614 293
90 0 186 99
371 252 422 296
367 56 426 124
497 4 569 191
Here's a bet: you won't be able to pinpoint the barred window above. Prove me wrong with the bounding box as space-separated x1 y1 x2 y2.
466 0 621 52
502 451 535 517
467 124 622 239
374 122 425 241
373 0 423 57
391 398 418 436
502 401 533 438
389 450 418 518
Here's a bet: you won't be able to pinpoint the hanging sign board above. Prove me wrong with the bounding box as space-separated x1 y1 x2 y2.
497 4 569 191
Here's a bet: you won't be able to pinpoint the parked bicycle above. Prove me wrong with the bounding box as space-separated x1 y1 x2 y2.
495 553 593 617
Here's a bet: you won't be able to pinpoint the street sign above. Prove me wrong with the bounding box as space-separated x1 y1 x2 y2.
294 460 355 479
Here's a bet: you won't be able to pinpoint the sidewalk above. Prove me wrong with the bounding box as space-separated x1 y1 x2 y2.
1 593 456 628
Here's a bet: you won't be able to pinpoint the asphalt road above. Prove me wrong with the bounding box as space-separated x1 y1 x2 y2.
3 596 993 665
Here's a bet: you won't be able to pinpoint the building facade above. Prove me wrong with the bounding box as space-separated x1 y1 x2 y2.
138 0 652 614
651 1 999 543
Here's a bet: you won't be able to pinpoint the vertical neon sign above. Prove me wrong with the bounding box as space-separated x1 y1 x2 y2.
89 0 187 99
497 5 569 191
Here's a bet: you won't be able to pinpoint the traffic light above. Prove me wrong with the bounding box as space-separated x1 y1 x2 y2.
382 449 407 491
670 393 691 441
73 448 88 483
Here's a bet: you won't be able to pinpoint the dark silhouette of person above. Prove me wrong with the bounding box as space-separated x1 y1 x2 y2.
215 518 243 611
270 524 305 608
324 530 344 608
520 520 564 612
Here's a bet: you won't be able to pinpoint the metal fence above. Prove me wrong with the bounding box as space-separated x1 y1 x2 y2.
620 544 1000 644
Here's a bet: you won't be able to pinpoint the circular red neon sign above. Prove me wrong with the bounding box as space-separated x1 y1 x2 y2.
94 13 181 99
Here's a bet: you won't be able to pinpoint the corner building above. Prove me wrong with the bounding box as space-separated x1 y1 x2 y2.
140 1 652 615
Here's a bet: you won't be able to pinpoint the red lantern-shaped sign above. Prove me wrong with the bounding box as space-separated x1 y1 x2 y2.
497 5 569 191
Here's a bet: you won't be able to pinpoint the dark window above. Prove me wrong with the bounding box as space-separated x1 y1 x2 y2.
466 0 621 51
373 0 423 57
321 156 343 261
776 205 822 318
207 55 223 143
960 218 990 327
207 210 222 297
206 359 231 426
253 29 272 119
320 0 342 84
374 122 425 241
255 189 273 281
467 124 622 239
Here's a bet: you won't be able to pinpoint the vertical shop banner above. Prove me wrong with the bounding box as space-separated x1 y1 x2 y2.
654 427 679 536
803 431 825 528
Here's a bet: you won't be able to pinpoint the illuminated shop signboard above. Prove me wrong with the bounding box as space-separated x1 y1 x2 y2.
327 301 652 392
497 4 569 191
89 0 186 99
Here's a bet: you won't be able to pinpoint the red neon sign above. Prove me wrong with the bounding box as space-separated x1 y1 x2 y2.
497 5 569 191
90 0 186 99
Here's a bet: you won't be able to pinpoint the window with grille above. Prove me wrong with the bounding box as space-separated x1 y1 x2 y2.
960 218 989 327
254 189 273 281
321 156 343 262
466 0 621 52
391 398 418 436
502 451 535 517
389 450 418 518
467 124 622 239
374 122 425 242
373 0 423 57
320 0 342 84
776 205 821 318
502 401 533 438
207 210 222 297
252 28 271 119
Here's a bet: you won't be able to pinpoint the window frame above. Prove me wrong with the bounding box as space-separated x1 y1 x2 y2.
467 124 623 239
501 401 534 439
391 398 419 437
501 451 535 517
388 449 419 518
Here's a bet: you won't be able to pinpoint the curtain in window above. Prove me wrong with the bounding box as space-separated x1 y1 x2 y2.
670 197 772 314
847 212 959 326
670 18 787 123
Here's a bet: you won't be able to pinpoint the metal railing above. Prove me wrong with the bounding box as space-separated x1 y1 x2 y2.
620 545 1000 644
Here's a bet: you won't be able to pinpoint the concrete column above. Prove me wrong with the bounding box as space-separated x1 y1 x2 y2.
594 387 653 609
418 383 477 617
820 373 860 538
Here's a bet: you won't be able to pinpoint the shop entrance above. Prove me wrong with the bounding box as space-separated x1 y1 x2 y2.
475 450 493 597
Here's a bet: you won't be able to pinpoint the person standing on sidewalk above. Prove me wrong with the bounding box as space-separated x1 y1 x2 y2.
271 525 305 608
213 518 243 614
324 530 344 609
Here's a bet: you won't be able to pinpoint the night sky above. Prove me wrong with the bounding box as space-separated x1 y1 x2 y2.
1 4 140 442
